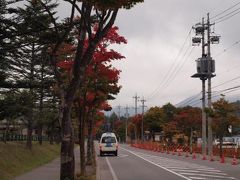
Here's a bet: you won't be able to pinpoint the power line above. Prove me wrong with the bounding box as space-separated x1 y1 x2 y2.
179 74 240 107
189 85 240 106
161 47 195 90
213 85 240 93
217 64 240 77
211 1 240 19
212 75 240 89
213 6 240 21
176 92 201 107
213 39 240 58
148 44 194 100
215 9 240 24
146 28 192 100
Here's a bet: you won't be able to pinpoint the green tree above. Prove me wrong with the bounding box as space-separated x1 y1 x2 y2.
0 0 20 86
144 106 164 141
0 92 21 143
162 103 177 122
11 0 57 149
206 98 240 157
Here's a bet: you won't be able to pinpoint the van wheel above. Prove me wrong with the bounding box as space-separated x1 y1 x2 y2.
115 150 118 156
100 151 103 157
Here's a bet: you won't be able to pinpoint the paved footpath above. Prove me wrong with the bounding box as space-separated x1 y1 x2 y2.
15 147 80 180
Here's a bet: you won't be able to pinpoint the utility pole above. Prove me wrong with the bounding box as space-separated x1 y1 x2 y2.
140 97 146 142
201 17 207 158
133 93 140 115
112 111 115 131
117 105 121 120
191 13 219 158
207 13 219 158
192 17 207 157
201 76 207 157
125 105 129 143
207 13 212 158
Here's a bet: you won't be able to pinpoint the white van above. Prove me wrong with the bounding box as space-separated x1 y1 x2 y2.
99 132 118 156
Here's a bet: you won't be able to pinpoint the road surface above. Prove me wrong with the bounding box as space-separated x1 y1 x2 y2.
96 144 240 180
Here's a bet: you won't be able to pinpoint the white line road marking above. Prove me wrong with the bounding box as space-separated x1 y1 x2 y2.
121 147 237 180
179 173 236 179
171 169 227 175
169 169 205 173
121 147 192 180
195 168 221 172
118 154 129 158
161 166 193 169
106 157 118 180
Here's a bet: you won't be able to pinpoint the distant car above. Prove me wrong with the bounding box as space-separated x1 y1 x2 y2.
99 132 118 156
214 138 237 148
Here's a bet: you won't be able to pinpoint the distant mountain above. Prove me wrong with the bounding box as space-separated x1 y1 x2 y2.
177 94 240 108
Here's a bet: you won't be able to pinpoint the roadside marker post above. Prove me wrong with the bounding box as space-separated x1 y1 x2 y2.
209 154 214 161
220 155 225 163
185 151 189 157
192 152 196 159
202 154 207 160
231 155 237 165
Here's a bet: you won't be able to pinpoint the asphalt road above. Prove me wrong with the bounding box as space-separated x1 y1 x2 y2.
96 144 240 180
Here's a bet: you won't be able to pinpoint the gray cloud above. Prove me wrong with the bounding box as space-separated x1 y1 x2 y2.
107 0 240 109
17 0 239 109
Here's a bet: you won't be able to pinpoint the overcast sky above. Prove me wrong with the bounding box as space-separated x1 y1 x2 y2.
57 0 240 113
102 0 240 111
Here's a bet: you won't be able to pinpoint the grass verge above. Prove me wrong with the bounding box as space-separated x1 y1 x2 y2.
0 141 60 180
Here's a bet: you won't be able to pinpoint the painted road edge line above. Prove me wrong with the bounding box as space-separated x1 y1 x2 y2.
106 157 118 180
121 147 191 180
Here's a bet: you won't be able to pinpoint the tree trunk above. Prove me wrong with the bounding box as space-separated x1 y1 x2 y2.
38 125 43 145
152 131 155 142
38 64 44 145
87 111 94 165
4 120 9 143
219 135 223 158
26 43 35 150
60 105 75 180
79 108 86 176
49 134 54 145
26 105 33 149
26 121 33 149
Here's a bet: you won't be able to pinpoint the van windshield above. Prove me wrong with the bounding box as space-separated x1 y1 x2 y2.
101 136 116 143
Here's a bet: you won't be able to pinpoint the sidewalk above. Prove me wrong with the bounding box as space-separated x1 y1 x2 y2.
14 147 80 180
14 144 106 180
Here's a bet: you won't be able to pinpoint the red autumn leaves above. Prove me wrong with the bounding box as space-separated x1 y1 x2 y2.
56 26 126 130
57 26 126 74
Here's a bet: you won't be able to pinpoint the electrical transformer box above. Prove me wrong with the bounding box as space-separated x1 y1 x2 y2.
196 57 215 74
